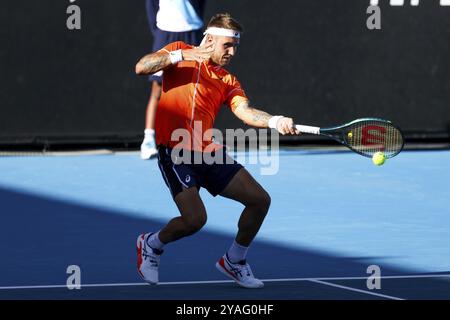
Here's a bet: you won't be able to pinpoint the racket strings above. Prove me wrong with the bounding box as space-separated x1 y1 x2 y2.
347 121 404 158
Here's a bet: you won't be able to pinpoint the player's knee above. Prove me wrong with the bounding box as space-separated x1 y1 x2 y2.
254 191 271 213
260 191 271 212
184 215 207 234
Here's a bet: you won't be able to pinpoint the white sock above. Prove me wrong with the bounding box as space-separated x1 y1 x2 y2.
144 129 155 140
146 231 165 250
144 129 155 136
227 240 249 263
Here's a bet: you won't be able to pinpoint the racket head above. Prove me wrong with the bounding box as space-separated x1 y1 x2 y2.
322 118 404 158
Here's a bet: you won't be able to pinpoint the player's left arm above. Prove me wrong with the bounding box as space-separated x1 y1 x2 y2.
233 101 300 135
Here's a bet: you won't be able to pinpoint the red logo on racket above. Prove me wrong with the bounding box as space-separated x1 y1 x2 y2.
361 125 386 150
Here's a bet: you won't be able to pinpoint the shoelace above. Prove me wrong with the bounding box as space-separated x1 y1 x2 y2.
240 264 252 277
227 260 251 278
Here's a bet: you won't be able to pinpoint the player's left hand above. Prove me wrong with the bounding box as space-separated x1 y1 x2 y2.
276 117 300 135
182 42 215 63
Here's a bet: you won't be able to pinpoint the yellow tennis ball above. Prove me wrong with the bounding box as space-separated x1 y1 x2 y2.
347 132 353 139
372 152 386 166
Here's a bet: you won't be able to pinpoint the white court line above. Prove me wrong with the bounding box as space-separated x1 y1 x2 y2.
0 273 449 291
264 274 450 282
308 280 404 300
0 280 234 290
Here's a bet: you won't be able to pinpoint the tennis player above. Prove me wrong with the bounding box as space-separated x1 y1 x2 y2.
135 13 299 288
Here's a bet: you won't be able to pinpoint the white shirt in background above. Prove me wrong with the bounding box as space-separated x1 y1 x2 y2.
156 0 204 32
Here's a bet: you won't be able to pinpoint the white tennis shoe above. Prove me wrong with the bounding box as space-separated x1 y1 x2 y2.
136 233 163 284
215 254 264 289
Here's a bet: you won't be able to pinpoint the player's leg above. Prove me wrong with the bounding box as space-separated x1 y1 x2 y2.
137 147 207 284
141 0 160 160
158 186 208 244
220 168 271 247
144 80 162 130
214 167 270 288
140 80 161 160
137 186 207 284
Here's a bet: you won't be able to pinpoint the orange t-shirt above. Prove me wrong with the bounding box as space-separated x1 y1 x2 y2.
154 41 248 152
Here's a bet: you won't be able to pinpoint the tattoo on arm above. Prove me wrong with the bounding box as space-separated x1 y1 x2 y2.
234 102 273 127
250 109 272 126
139 53 170 74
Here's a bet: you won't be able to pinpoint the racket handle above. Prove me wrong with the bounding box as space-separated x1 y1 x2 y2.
295 124 321 135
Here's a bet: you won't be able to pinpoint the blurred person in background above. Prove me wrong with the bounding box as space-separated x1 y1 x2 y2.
141 0 206 159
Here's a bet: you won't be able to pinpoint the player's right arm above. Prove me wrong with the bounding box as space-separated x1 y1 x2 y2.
135 52 172 75
135 42 214 75
233 101 299 135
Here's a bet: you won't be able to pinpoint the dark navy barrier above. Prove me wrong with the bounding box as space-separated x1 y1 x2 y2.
1 0 449 146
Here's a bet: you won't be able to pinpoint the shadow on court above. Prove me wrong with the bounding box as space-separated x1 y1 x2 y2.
0 187 449 300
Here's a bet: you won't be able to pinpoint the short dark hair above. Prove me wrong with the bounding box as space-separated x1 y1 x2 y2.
207 13 243 33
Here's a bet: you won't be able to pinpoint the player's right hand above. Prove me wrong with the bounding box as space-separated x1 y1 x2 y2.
182 42 215 63
277 117 300 135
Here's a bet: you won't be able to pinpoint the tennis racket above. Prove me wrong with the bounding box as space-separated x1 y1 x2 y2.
295 118 404 158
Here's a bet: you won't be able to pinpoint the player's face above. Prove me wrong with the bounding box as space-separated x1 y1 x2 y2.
209 35 239 66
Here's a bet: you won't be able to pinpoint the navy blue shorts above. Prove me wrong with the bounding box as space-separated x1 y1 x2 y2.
157 146 243 198
149 29 203 83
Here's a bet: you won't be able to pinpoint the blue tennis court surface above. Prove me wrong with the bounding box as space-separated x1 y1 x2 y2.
1 149 449 299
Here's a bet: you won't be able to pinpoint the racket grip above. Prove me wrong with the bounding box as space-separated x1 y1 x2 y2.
295 125 321 135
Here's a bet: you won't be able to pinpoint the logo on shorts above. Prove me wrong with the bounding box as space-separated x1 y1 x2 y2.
185 175 191 183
